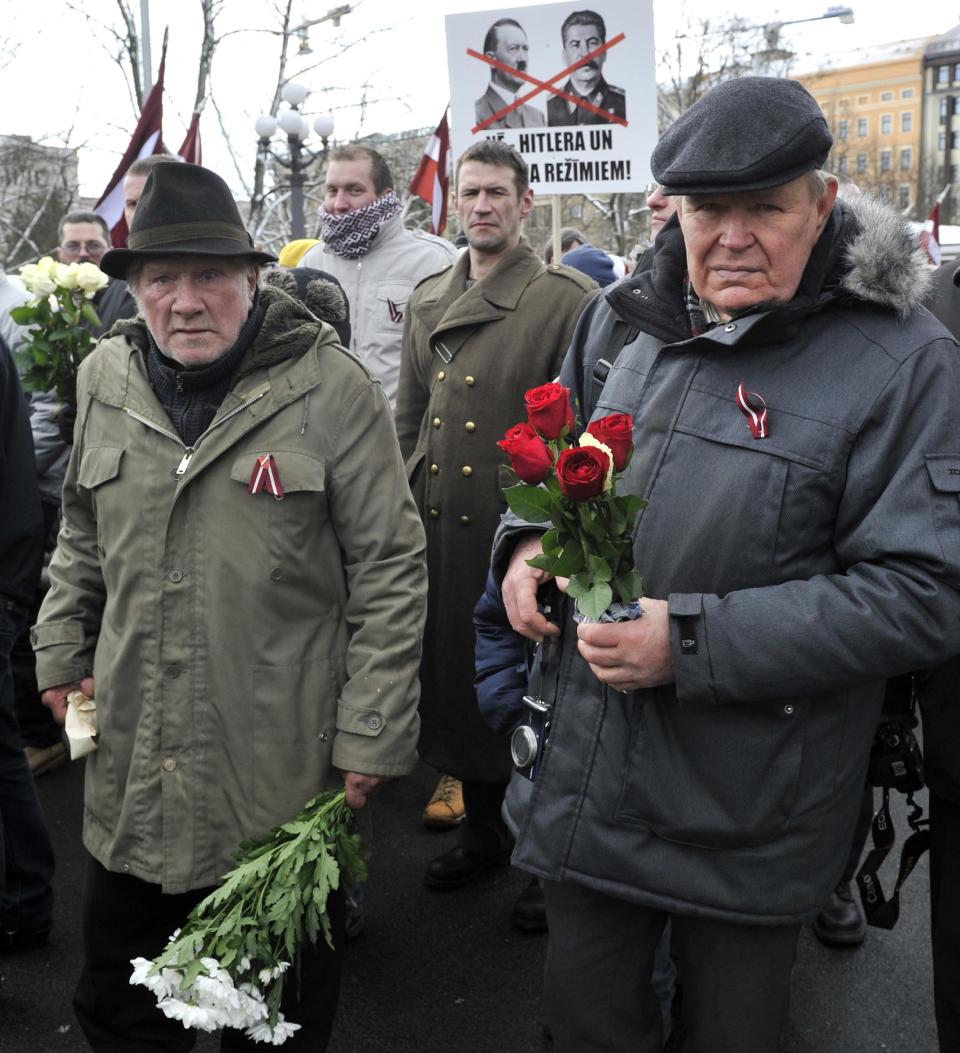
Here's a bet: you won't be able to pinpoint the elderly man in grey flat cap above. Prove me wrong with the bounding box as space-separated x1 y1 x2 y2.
497 76 960 1052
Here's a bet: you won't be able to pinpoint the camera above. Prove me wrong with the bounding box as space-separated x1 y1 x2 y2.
511 693 553 781
866 721 924 793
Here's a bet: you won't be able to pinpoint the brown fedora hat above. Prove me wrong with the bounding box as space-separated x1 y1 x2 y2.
100 163 276 279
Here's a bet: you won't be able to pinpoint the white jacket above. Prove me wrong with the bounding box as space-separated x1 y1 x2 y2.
301 216 456 408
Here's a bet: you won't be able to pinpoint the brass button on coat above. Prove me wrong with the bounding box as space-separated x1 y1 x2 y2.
430 464 440 475
429 508 440 519
169 570 183 583
437 370 446 381
162 757 177 773
465 376 476 386
432 417 442 428
465 422 476 432
462 466 473 477
460 515 471 525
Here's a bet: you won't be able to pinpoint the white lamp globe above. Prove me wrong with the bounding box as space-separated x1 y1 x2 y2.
314 113 335 139
254 115 278 138
278 110 303 137
281 81 310 107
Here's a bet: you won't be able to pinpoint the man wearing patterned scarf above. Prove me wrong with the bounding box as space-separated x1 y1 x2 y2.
300 145 457 410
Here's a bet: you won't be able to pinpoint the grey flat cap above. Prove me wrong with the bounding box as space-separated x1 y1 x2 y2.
651 77 833 196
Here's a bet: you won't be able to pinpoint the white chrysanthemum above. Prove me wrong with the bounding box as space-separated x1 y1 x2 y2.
245 1013 302 1045
578 432 615 491
157 996 222 1032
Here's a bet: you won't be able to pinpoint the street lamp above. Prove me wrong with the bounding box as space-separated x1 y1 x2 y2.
757 6 855 64
255 82 335 240
295 4 352 56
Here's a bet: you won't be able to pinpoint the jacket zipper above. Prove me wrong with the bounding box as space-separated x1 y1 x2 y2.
123 390 267 477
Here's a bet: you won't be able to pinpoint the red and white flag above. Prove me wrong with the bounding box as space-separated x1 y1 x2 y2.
920 186 950 267
920 202 942 267
95 38 168 246
177 111 203 166
409 110 451 236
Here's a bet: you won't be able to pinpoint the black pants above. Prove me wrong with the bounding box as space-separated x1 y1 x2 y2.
930 793 960 1053
543 880 800 1053
459 780 512 855
75 855 344 1051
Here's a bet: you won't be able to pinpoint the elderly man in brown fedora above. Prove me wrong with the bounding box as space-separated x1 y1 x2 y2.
32 163 427 1050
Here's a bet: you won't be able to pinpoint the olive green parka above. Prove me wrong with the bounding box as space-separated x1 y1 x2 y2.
33 286 427 893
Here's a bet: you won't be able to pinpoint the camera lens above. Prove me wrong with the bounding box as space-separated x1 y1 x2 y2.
511 726 539 768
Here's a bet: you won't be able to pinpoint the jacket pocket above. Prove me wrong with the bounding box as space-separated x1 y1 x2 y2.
374 283 414 332
924 455 960 577
613 698 806 849
78 445 124 490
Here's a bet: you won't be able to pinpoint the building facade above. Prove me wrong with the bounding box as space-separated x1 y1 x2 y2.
921 26 960 224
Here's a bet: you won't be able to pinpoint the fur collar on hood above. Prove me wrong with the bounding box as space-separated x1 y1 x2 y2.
609 192 933 339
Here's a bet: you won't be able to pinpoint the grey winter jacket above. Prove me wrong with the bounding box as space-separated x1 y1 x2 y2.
495 196 960 925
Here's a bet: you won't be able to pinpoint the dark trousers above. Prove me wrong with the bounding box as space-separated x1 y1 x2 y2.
543 880 800 1053
75 855 345 1051
10 500 62 749
0 603 55 930
930 793 960 1053
459 780 512 855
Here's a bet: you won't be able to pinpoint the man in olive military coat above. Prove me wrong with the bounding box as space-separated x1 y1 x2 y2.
396 141 595 925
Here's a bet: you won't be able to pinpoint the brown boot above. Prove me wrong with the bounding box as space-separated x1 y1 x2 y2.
422 774 465 830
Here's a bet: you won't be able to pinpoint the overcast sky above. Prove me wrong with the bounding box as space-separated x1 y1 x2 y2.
0 0 953 197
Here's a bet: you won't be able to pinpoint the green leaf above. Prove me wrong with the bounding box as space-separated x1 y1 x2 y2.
527 552 557 572
541 527 560 555
504 483 553 523
613 568 645 603
551 540 585 578
587 554 613 582
9 305 37 324
575 581 613 621
82 302 102 328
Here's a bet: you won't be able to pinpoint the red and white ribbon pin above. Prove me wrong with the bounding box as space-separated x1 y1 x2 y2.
736 383 769 440
248 453 285 499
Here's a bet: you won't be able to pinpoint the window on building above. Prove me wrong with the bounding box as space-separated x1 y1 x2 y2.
857 94 869 104
838 119 849 140
901 111 913 132
955 63 960 82
898 185 910 209
939 65 951 85
941 131 948 150
857 153 868 174
956 97 960 115
942 98 950 118
880 91 894 101
901 88 914 99
568 203 583 219
837 156 849 175
879 185 892 202
900 147 912 170
880 150 893 173
881 114 893 134
839 97 850 109
857 117 868 137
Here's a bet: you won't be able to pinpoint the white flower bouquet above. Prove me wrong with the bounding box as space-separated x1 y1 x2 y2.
11 256 110 405
130 789 366 1045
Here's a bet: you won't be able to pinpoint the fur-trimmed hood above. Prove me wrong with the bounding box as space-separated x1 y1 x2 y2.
839 193 933 317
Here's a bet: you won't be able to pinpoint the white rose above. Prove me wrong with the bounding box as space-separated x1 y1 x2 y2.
58 262 80 290
75 261 110 296
579 432 615 491
48 292 60 313
19 259 57 297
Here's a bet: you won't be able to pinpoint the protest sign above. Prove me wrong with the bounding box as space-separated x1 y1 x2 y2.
445 0 656 195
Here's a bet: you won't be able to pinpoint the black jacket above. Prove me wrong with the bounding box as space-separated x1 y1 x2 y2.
0 337 44 607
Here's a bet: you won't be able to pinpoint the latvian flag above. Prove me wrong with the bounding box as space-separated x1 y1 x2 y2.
409 110 451 236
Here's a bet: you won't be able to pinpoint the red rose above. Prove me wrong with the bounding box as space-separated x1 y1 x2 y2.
587 413 634 471
498 423 554 484
556 446 610 501
525 382 574 440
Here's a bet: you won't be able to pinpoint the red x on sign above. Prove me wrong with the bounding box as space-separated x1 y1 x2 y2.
469 33 627 134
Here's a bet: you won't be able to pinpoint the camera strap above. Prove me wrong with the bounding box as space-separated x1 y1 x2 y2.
855 787 930 929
